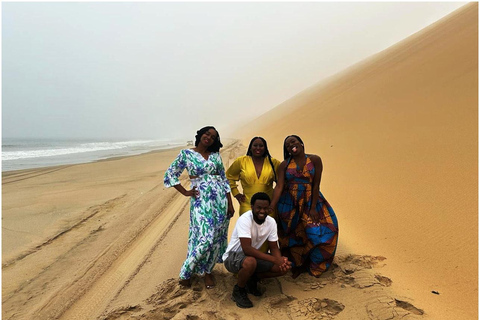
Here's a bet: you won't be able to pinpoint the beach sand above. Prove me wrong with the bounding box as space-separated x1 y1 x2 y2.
2 3 477 320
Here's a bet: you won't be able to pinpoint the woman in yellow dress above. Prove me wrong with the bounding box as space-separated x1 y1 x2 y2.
227 137 280 217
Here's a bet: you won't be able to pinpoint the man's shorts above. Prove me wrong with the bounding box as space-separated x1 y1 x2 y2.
224 251 274 274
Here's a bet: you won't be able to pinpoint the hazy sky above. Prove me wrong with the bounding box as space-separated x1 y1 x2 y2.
2 2 466 141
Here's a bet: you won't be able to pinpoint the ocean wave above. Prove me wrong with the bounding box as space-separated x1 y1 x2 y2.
2 140 175 161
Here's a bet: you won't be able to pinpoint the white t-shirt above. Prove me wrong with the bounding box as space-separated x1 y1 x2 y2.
222 210 278 261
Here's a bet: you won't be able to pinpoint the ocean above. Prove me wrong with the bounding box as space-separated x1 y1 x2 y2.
2 138 185 172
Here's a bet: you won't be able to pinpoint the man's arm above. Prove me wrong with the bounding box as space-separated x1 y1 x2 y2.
268 241 282 258
240 238 285 266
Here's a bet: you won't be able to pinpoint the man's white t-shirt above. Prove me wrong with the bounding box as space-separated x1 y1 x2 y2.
222 210 278 261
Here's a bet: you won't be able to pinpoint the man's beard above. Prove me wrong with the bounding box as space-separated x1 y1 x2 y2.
253 214 266 225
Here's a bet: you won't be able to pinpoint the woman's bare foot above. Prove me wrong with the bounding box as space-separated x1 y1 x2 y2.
179 278 191 287
204 273 215 289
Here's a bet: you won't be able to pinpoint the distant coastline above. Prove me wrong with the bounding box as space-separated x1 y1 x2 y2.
2 138 185 172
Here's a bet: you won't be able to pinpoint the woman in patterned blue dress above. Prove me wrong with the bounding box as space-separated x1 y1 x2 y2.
164 126 234 288
270 135 338 279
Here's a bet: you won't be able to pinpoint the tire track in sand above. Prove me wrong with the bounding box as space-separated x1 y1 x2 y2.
29 141 240 319
57 183 190 320
2 165 74 185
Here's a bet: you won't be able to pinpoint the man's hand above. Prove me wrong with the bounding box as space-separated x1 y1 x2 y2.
273 255 285 266
273 256 292 272
279 257 292 272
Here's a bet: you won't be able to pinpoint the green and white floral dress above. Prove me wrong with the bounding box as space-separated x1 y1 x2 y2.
164 149 231 280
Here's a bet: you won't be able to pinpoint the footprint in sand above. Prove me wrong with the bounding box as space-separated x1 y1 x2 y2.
263 294 297 317
263 295 345 320
280 255 392 291
288 297 345 320
114 270 246 320
332 254 392 289
102 278 205 319
366 296 424 319
146 278 203 308
375 274 393 287
100 305 141 320
335 254 387 271
101 279 202 320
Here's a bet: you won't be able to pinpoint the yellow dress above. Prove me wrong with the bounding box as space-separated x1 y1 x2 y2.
226 155 281 216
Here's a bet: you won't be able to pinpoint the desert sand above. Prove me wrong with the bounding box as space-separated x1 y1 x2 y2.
2 3 477 320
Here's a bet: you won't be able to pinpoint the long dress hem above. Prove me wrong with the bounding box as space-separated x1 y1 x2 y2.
277 155 339 277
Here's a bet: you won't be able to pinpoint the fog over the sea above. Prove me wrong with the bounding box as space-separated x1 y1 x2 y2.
2 2 466 141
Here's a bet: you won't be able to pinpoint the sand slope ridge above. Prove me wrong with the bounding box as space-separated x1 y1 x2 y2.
233 3 478 319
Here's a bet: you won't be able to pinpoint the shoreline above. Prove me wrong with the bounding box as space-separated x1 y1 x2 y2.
2 138 240 174
2 138 187 173
2 146 185 176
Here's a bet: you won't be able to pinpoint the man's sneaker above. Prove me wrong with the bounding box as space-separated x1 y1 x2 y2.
231 285 253 308
246 275 262 296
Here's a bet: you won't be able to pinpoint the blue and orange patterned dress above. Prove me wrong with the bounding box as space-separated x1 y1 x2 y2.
164 149 231 280
277 155 338 277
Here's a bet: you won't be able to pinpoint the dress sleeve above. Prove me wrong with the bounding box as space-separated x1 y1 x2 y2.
216 153 231 194
226 157 242 197
164 150 187 188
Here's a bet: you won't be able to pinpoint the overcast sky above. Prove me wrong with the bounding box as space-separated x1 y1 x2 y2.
2 2 466 141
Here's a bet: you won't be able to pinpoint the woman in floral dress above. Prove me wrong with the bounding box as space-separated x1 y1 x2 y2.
164 126 234 288
270 135 338 278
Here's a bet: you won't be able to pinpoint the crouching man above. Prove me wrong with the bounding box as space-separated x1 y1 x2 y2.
223 192 292 308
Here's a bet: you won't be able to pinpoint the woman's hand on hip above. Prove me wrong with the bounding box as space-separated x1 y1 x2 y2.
184 186 199 198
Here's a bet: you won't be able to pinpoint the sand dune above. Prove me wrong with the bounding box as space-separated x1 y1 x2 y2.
2 3 477 320
233 2 478 319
